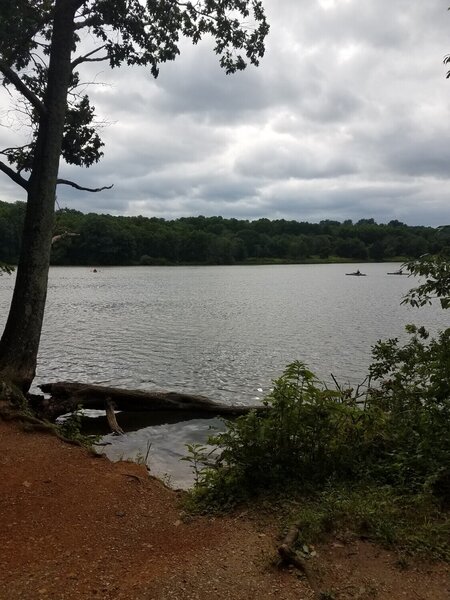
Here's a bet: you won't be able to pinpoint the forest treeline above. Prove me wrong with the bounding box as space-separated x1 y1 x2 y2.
0 200 446 266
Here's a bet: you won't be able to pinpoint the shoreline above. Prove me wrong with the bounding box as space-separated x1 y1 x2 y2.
2 258 408 269
1 419 448 600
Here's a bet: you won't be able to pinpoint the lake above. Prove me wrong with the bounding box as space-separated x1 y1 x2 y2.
0 263 447 487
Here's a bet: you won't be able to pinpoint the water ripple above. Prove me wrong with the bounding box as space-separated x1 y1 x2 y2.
1 264 447 486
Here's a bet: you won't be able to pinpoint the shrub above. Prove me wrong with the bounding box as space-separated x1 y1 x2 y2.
186 362 384 505
187 334 449 507
368 325 450 493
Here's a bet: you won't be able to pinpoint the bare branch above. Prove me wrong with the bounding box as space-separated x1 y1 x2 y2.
51 231 80 245
72 55 109 69
56 178 113 192
0 144 32 156
0 159 29 190
71 45 108 69
0 62 46 116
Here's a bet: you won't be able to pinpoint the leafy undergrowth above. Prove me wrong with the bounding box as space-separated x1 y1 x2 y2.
183 337 450 560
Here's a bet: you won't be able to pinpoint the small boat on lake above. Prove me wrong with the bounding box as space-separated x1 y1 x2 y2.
387 269 406 275
346 270 366 276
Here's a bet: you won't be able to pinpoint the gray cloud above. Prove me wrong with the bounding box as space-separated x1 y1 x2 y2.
1 0 450 226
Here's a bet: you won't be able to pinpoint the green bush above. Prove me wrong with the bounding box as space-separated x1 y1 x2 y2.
187 332 449 507
368 325 450 494
186 362 381 506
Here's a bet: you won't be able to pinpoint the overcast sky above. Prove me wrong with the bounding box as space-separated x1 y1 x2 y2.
1 0 449 226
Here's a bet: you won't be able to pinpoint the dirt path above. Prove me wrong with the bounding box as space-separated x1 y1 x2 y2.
0 420 448 600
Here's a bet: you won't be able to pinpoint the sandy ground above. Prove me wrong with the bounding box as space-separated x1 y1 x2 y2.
0 420 448 600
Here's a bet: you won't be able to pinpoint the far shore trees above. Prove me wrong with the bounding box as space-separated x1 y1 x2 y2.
0 204 446 266
0 0 269 393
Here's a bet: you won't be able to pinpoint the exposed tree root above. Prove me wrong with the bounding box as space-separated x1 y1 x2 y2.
0 379 27 409
0 404 98 452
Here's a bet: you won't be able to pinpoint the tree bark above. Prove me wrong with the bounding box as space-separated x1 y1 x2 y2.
0 0 80 392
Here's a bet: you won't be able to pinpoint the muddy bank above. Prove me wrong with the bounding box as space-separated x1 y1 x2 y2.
0 420 448 600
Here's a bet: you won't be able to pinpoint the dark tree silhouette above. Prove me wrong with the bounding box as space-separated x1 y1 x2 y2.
0 0 269 392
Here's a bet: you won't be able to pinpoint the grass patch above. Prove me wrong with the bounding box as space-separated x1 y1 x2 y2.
295 485 449 560
184 483 450 560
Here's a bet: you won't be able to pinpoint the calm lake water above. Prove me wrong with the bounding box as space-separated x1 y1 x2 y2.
0 264 447 486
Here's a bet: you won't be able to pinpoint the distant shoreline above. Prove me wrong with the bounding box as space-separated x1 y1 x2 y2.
38 257 408 268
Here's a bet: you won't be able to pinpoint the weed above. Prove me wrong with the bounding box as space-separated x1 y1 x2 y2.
57 408 99 448
294 485 449 560
135 440 152 466
181 443 217 486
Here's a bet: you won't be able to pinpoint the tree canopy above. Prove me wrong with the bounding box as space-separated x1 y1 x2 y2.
0 0 269 186
0 0 269 392
0 202 446 266
402 226 450 309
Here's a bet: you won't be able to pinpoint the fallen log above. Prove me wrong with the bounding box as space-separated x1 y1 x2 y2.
35 381 266 422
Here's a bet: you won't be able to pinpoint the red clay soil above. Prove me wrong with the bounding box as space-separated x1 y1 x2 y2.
0 420 448 600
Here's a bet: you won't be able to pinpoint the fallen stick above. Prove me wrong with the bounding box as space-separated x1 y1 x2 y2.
105 397 124 435
278 521 307 571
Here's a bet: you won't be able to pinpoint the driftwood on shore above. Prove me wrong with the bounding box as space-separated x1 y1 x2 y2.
278 521 307 571
35 381 265 423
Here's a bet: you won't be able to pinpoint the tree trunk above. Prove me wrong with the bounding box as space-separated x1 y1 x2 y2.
0 0 79 392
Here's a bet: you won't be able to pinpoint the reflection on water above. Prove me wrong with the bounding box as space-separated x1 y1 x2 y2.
0 263 446 487
97 417 224 489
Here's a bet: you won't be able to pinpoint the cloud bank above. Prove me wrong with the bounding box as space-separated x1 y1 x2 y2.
1 0 449 226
